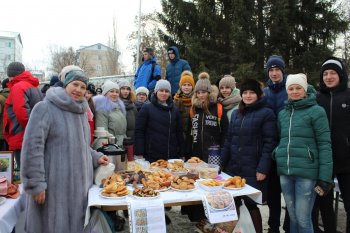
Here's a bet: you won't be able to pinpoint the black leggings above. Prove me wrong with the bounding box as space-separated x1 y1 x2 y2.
337 173 350 233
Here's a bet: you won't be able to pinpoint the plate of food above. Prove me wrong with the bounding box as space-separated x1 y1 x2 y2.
198 179 224 191
171 186 196 192
206 191 234 211
99 190 129 199
223 176 246 190
170 176 196 191
132 187 160 199
0 197 6 205
155 186 171 192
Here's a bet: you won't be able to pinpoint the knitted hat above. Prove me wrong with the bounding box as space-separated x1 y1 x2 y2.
63 70 88 87
7 62 25 77
266 55 285 73
49 75 59 86
240 79 263 97
135 86 149 97
194 72 212 93
154 79 171 93
118 78 132 89
102 80 119 96
286 73 308 92
219 75 236 90
59 65 83 82
320 57 347 81
179 71 195 88
87 83 96 95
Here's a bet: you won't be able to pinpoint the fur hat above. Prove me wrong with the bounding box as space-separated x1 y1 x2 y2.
118 78 132 89
7 62 25 77
240 79 263 97
154 79 171 93
194 72 212 93
266 55 285 73
87 83 96 95
286 73 308 92
219 75 236 90
59 65 83 82
63 70 88 87
102 80 120 96
135 87 149 97
179 71 195 88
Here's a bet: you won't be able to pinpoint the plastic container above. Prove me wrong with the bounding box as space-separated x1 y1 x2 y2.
198 164 220 179
184 162 207 175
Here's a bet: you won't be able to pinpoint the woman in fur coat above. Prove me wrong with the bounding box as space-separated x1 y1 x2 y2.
21 68 109 233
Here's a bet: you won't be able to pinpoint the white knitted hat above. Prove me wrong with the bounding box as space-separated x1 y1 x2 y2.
135 86 149 96
286 73 308 92
102 80 120 96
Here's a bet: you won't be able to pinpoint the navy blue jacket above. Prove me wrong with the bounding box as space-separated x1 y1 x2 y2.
263 76 288 115
134 94 184 162
221 98 278 199
166 46 191 95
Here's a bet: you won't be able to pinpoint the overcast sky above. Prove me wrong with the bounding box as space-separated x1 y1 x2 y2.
1 0 161 73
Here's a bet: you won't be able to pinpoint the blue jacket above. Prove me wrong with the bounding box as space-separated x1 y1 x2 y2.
134 56 161 91
263 76 288 115
134 94 184 162
221 98 278 199
166 46 191 94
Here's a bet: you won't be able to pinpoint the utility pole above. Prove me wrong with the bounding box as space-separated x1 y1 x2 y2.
136 0 142 71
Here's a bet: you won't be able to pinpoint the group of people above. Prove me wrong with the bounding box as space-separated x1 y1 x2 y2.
0 49 348 233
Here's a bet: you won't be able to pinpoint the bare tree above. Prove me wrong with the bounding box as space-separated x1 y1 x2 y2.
106 17 121 75
128 12 168 76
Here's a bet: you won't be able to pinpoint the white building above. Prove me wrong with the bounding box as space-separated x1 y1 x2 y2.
0 31 23 79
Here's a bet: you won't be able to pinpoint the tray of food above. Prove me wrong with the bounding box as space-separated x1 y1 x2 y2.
132 187 160 199
100 181 129 198
206 191 233 210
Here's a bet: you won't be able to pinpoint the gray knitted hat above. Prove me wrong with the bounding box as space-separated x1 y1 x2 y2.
194 72 212 93
7 62 25 77
154 80 171 93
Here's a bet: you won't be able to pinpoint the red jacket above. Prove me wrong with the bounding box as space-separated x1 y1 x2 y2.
3 71 43 150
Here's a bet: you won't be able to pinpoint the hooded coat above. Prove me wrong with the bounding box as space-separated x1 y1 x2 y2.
21 87 102 233
166 46 191 95
274 86 333 183
221 98 277 200
134 94 184 162
3 71 43 150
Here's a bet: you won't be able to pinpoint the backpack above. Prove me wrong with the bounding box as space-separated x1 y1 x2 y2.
189 103 223 126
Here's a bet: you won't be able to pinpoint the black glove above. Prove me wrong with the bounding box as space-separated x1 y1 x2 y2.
314 180 335 196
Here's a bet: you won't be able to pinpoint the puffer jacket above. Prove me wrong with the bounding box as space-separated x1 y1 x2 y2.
3 71 43 150
134 56 161 91
274 86 333 182
221 98 277 198
0 88 10 140
166 46 191 95
134 94 184 162
263 76 288 115
317 59 350 174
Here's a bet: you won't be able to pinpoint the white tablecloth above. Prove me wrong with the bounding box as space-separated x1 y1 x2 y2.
0 185 26 233
85 172 262 226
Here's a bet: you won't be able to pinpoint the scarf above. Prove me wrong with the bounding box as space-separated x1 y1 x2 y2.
218 93 241 110
174 91 193 111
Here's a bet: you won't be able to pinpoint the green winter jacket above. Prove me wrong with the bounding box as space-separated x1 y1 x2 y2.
273 86 333 182
95 109 127 146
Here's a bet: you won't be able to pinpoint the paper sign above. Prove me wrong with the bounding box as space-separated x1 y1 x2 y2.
128 198 166 233
203 191 238 224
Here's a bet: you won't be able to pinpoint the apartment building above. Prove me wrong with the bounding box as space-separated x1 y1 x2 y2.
0 31 23 79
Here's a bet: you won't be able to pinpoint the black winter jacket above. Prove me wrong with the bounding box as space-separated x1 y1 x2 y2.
221 98 278 200
317 60 350 174
134 95 184 162
190 103 228 162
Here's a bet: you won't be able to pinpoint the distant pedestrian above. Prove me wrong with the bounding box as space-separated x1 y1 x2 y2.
0 78 10 151
166 46 191 95
134 47 161 92
3 62 43 170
